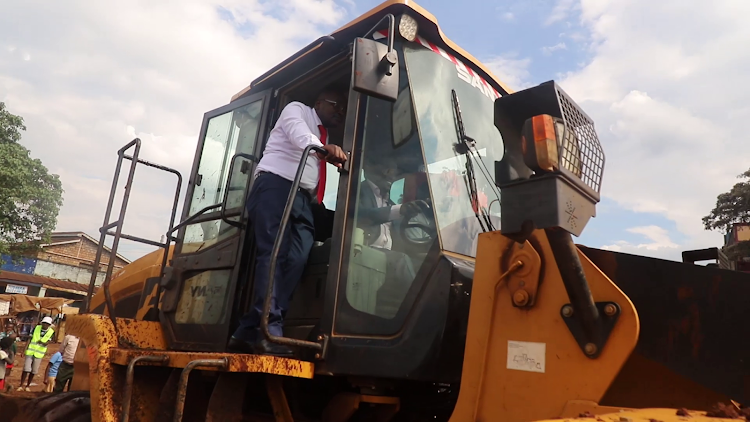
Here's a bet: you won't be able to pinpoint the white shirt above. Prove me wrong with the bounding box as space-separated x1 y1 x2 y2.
255 101 325 192
0 350 7 379
60 334 80 365
367 180 401 250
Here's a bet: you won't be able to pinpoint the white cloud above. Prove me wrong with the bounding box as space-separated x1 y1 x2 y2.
542 42 567 55
600 242 624 252
626 225 678 250
601 225 678 255
560 0 750 258
484 54 533 90
546 0 578 25
0 0 346 260
502 12 515 21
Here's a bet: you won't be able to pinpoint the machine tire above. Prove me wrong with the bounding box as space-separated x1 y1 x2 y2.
13 391 91 422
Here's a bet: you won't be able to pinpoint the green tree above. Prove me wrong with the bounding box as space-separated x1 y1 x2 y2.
0 102 64 262
703 168 750 259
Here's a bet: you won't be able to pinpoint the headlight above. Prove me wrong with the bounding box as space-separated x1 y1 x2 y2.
398 14 418 42
522 114 560 172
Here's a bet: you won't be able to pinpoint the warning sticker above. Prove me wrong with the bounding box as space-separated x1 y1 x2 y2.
507 341 546 373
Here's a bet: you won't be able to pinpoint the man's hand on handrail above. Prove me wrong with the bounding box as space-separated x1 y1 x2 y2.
316 144 347 168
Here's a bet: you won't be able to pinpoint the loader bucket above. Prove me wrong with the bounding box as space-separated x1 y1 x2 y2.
579 246 750 410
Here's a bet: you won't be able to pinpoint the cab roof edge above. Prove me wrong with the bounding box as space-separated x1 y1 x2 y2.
230 0 512 102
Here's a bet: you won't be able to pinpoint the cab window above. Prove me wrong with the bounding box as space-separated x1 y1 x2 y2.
335 44 438 335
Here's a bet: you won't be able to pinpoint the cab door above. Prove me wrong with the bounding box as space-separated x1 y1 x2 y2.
159 89 271 351
315 45 447 376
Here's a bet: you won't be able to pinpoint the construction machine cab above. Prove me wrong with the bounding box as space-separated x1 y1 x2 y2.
152 6 507 380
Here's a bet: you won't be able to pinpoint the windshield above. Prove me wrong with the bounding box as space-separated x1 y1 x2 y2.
403 42 504 257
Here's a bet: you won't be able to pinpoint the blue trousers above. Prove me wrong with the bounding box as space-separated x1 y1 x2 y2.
232 172 315 342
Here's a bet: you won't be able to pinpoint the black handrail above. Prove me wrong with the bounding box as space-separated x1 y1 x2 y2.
261 145 327 351
83 138 183 334
220 153 258 228
102 141 140 328
123 154 183 315
84 140 138 311
166 203 223 237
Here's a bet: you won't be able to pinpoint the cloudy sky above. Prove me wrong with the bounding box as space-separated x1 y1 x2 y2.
2 0 747 262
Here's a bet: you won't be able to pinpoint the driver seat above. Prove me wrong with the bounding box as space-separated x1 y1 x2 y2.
346 228 388 315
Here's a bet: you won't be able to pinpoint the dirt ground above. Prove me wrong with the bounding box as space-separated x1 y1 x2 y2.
2 340 60 399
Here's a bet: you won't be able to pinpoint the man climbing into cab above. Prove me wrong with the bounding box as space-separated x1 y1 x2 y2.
228 88 348 357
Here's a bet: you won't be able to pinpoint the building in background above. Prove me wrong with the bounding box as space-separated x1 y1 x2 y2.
723 223 750 272
0 231 131 288
0 272 90 298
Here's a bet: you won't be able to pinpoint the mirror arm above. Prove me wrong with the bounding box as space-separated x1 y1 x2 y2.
363 14 395 53
363 14 397 76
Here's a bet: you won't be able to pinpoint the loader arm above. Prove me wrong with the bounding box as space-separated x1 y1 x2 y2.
450 229 639 422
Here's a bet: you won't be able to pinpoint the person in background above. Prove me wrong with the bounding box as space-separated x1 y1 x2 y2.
0 337 14 392
19 315 33 339
53 334 79 393
44 351 62 393
18 316 54 392
0 321 17 390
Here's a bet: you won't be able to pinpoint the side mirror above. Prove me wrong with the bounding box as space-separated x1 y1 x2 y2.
352 37 399 102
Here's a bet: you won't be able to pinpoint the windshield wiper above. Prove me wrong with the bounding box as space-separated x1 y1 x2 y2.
451 89 496 232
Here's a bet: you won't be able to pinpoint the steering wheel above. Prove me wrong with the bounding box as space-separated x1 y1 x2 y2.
399 200 438 246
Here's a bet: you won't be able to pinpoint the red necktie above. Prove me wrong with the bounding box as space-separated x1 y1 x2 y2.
317 125 327 203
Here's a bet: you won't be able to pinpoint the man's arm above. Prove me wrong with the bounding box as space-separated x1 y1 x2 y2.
278 103 347 166
357 183 400 226
278 103 324 150
358 205 396 226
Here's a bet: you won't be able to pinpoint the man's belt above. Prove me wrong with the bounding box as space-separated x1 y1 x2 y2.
256 171 314 202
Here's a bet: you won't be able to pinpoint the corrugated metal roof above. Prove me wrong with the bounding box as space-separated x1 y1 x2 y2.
0 271 92 294
50 232 131 264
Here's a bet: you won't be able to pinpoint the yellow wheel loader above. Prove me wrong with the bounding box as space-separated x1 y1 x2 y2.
9 1 749 421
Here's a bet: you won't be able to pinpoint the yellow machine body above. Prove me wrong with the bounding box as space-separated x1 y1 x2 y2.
55 228 739 422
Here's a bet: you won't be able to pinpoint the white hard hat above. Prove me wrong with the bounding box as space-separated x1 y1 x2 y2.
41 317 53 325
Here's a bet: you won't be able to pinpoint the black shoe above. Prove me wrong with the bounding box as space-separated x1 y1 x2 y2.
253 339 294 357
227 337 294 357
227 337 255 354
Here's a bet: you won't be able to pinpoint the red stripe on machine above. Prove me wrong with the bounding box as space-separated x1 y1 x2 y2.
370 31 501 100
